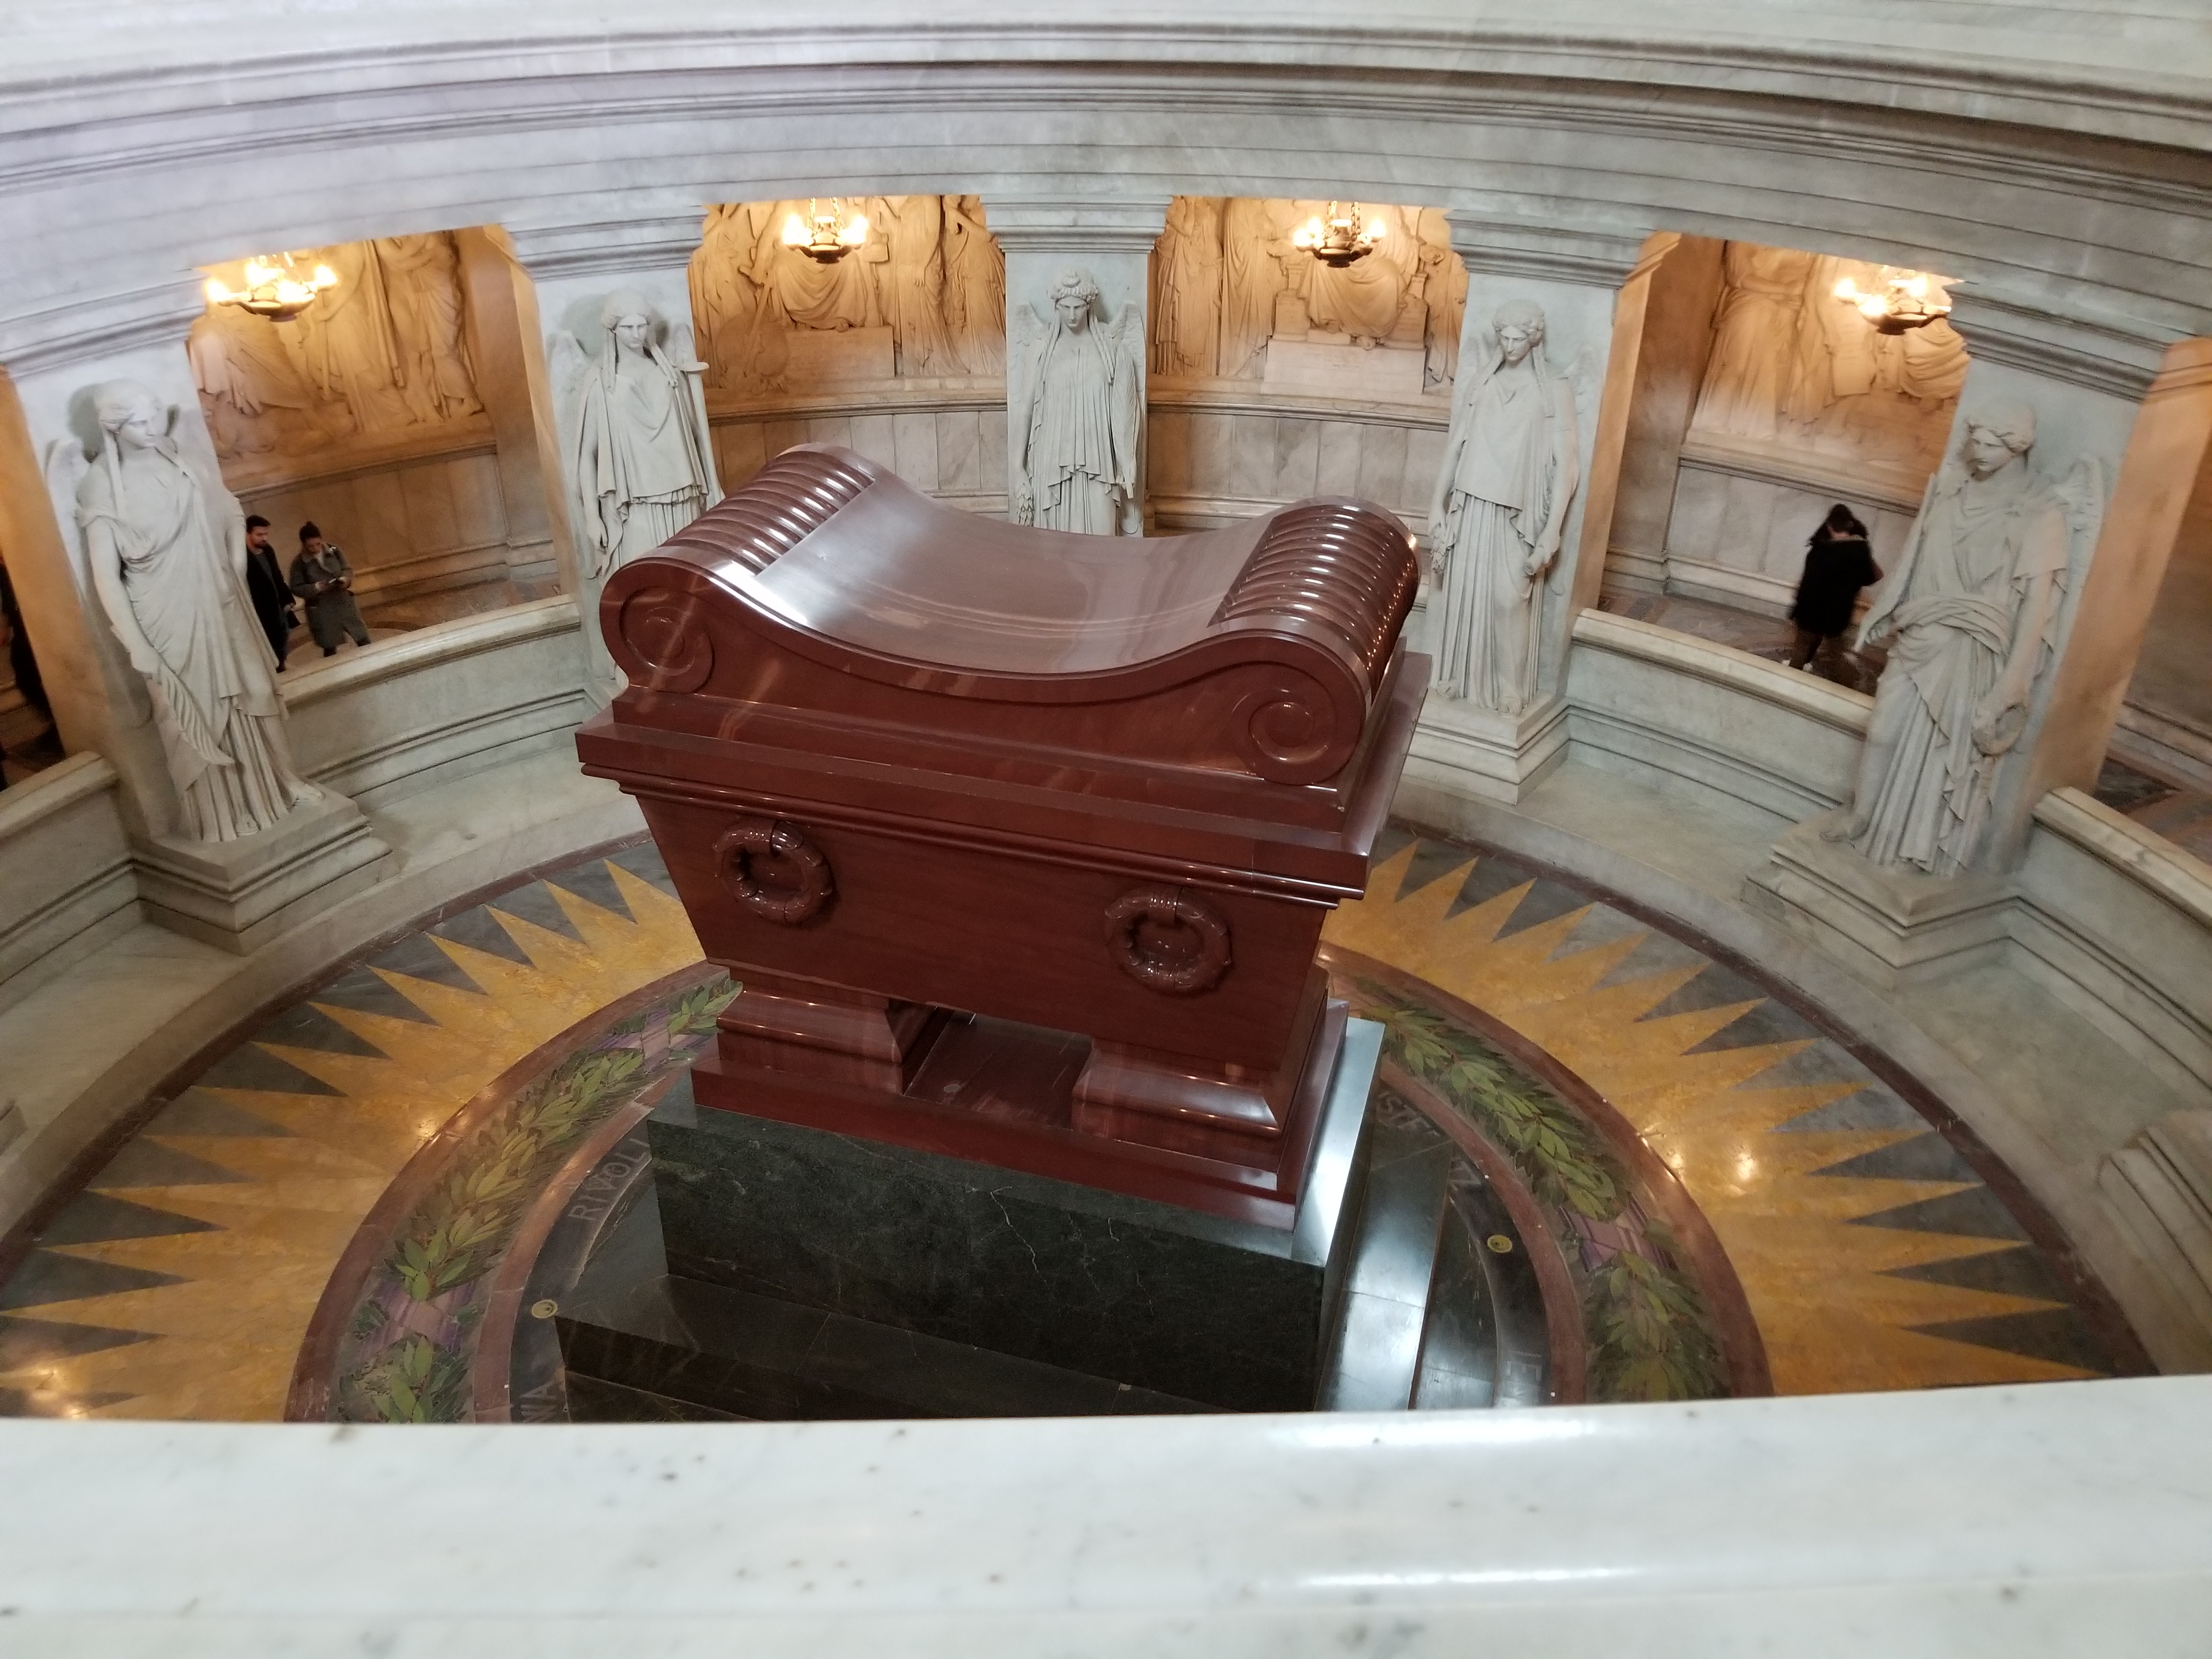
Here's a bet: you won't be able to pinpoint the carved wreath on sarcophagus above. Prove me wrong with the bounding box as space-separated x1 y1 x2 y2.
1104 885 1232 996
614 586 715 693
715 817 835 926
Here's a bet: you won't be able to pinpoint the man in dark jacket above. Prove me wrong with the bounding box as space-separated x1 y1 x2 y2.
242 514 295 670
289 521 371 657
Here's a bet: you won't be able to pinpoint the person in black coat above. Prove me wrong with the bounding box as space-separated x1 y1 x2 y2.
241 514 296 671
1788 504 1882 676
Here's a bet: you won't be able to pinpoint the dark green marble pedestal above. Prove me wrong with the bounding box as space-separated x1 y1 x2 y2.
575 1017 1380 1415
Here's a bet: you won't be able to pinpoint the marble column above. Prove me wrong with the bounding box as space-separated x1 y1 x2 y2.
1746 303 2212 985
1396 220 1662 815
0 279 391 950
453 227 562 587
503 210 721 705
983 195 1170 535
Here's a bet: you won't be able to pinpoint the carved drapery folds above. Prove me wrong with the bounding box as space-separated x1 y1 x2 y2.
189 233 484 461
690 196 1008 395
1150 197 1465 396
1691 240 1968 475
48 382 320 842
1008 269 1144 536
1827 400 2105 878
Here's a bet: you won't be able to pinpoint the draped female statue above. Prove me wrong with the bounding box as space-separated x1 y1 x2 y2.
1691 242 1817 441
1152 195 1223 379
941 195 1006 376
1826 403 2092 877
1427 299 1581 714
66 382 318 841
1008 270 1143 536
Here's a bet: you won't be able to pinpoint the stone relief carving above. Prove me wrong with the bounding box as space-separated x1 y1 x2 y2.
1008 270 1143 536
690 196 1008 393
1827 402 2104 878
1691 240 1967 474
46 382 318 841
190 232 484 461
1153 198 1464 396
1428 300 1582 715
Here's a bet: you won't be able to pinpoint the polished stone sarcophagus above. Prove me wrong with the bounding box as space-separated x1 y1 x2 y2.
575 444 1424 1232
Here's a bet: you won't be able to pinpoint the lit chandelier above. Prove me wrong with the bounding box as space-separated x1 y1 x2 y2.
1291 201 1385 268
204 253 339 321
1832 267 1953 335
781 198 870 264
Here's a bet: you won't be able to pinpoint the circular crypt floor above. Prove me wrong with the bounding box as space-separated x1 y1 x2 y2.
0 826 2149 1421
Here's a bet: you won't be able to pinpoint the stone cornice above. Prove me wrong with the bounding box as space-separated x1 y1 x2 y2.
980 196 1172 255
0 278 204 379
1948 295 2177 404
1446 217 1651 289
501 213 707 282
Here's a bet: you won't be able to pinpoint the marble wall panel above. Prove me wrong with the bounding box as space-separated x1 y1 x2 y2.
845 412 899 472
1146 409 1191 496
891 411 941 490
1355 423 1412 509
398 460 461 557
938 410 985 496
1314 421 1365 498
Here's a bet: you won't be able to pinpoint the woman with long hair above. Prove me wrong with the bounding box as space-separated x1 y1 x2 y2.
1788 503 1881 677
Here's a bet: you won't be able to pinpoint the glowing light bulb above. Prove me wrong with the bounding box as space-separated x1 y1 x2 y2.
782 213 808 246
840 214 869 245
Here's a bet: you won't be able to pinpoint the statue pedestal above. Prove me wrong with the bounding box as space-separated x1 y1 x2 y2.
133 793 393 954
1398 692 1570 809
557 1018 1381 1415
1743 814 2015 989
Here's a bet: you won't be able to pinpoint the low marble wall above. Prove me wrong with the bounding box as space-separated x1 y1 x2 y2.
1 1376 2208 1648
280 594 588 806
0 753 136 1014
712 392 1008 518
234 428 538 605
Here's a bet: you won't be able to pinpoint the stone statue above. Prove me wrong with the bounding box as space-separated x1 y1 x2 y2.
188 302 352 459
870 194 960 377
1428 300 1582 714
749 199 883 333
941 195 1006 376
1827 402 2101 877
51 382 317 841
292 239 416 435
1691 242 1818 441
374 232 483 424
555 290 720 582
1151 195 1223 378
1008 270 1143 536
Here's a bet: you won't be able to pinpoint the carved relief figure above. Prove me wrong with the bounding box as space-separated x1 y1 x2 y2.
1827 403 2100 877
941 195 1006 376
1220 198 1292 380
1788 255 1968 470
1414 208 1466 392
692 202 788 392
1152 196 1223 378
53 382 317 840
374 233 483 424
1009 270 1143 536
750 199 882 332
188 302 353 459
1428 300 1581 714
1301 204 1410 347
870 194 960 377
1692 243 1818 441
290 239 416 435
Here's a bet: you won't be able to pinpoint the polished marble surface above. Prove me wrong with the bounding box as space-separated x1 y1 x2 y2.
0 1376 2208 1653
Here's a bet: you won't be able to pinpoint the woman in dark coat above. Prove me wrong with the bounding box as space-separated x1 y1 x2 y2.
1788 504 1881 675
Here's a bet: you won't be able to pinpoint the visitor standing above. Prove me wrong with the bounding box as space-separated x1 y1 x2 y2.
1788 504 1881 678
242 514 296 670
289 521 370 657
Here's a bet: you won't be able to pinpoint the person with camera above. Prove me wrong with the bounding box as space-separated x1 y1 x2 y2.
288 521 370 657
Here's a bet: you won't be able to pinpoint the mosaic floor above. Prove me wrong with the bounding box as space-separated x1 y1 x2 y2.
0 830 2147 1421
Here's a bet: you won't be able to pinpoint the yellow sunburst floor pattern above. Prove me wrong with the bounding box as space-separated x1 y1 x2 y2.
0 845 702 1420
1329 831 2137 1394
0 830 2141 1419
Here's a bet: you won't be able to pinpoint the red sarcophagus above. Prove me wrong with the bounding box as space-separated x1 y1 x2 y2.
575 445 1425 1228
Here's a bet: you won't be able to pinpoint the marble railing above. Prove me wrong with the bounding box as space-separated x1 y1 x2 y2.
0 753 136 1014
281 594 589 806
0 1375 2205 1648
